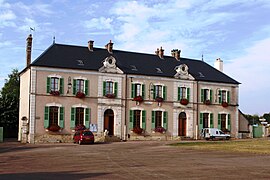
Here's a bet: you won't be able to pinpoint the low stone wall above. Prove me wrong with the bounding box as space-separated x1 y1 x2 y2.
35 134 73 143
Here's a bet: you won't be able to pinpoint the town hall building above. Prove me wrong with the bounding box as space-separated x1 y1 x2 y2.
19 34 240 143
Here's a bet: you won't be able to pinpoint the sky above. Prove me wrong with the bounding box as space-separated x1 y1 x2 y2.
0 0 270 115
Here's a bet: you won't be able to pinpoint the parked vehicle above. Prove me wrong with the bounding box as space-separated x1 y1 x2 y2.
73 130 94 144
201 128 230 140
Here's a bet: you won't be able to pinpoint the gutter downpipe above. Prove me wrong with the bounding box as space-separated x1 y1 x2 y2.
124 74 128 141
196 81 199 140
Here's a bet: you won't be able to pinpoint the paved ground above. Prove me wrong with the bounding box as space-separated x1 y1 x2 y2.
1 140 270 180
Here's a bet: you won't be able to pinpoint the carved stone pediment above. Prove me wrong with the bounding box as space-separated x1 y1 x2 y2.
174 64 194 80
99 56 123 74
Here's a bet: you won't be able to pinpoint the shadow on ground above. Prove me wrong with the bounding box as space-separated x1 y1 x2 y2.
0 171 110 180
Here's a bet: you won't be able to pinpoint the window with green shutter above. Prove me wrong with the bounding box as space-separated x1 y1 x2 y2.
142 110 146 129
59 107 64 128
163 86 167 100
199 113 203 131
46 77 51 93
85 80 89 96
210 90 213 102
85 108 90 128
218 114 221 129
151 111 155 129
142 84 145 99
70 107 75 129
178 87 181 101
227 91 230 103
103 81 106 96
59 78 64 94
129 110 134 130
210 113 214 128
73 79 76 95
44 106 49 128
163 111 168 129
114 82 118 97
201 89 204 102
228 114 231 131
187 88 190 101
131 84 135 98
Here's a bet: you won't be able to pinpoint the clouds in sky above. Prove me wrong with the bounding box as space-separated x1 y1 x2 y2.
0 0 270 115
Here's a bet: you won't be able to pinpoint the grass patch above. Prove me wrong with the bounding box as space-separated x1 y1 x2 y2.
170 139 270 154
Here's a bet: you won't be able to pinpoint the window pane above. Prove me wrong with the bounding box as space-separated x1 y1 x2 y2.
135 84 141 96
51 77 59 91
204 89 209 100
133 110 141 128
106 81 113 94
76 107 84 125
180 87 186 99
155 111 162 127
77 79 84 93
49 106 59 126
155 85 162 97
222 90 226 102
221 114 226 131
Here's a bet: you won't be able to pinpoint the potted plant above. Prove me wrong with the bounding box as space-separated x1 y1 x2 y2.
180 98 189 105
75 124 86 131
222 101 228 107
105 93 115 98
133 96 144 102
132 127 143 135
154 126 166 133
155 96 164 102
204 99 211 105
47 124 61 132
76 92 85 98
50 90 60 96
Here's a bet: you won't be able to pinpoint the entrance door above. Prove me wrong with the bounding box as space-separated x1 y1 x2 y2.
178 112 187 136
104 109 114 136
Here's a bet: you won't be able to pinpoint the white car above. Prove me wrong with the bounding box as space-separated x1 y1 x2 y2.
201 128 230 140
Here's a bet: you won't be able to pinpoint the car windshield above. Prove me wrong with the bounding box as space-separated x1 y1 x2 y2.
83 131 93 136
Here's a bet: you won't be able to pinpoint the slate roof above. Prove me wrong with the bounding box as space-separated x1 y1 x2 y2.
31 43 240 84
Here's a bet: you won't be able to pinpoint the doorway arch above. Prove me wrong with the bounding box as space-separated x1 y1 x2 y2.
178 112 187 136
104 109 114 136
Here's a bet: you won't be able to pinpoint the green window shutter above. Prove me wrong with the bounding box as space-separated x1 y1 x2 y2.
85 80 89 96
46 77 51 93
210 113 214 128
152 111 155 129
114 82 118 97
218 114 221 129
73 79 76 95
44 106 49 128
210 89 213 102
142 84 145 99
153 86 156 99
142 110 146 129
129 110 134 130
178 87 181 101
103 81 106 96
70 107 75 129
59 107 64 128
227 91 230 103
228 114 231 131
131 84 135 98
201 89 204 102
85 108 90 128
187 88 190 101
218 90 222 103
163 111 168 130
163 86 167 100
59 78 64 95
199 113 203 131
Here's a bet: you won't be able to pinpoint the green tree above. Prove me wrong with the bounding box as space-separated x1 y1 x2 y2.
262 113 270 123
0 69 20 137
243 114 260 125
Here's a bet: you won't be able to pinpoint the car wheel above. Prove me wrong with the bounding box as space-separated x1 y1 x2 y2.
226 137 230 140
206 138 209 141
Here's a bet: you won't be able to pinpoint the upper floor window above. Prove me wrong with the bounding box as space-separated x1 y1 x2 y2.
178 87 190 101
46 77 64 95
103 81 118 98
73 79 89 97
201 88 213 103
153 85 167 100
218 90 230 103
131 83 145 98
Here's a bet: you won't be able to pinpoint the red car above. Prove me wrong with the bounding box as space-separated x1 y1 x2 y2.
73 130 94 145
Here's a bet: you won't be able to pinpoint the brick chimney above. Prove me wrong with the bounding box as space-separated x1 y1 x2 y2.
88 40 94 51
171 49 181 60
26 34 33 67
157 46 164 59
105 40 113 54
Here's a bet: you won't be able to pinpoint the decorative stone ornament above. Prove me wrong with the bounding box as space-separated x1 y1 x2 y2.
99 56 123 74
174 64 194 80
